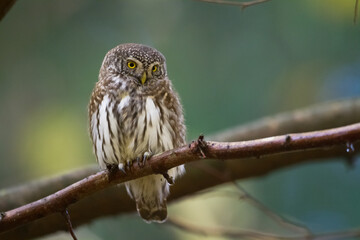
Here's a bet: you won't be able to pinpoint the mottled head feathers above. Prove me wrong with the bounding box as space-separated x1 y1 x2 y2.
100 43 167 81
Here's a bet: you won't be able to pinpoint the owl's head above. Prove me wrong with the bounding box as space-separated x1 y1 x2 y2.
100 43 168 88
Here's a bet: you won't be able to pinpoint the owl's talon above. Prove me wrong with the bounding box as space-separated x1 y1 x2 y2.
126 159 134 170
142 151 153 166
142 156 147 165
136 152 153 168
118 163 126 174
136 157 141 167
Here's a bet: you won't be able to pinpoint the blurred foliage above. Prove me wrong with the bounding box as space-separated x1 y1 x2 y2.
18 106 92 178
0 0 360 239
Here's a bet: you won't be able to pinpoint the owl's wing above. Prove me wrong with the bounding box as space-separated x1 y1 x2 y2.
90 94 123 169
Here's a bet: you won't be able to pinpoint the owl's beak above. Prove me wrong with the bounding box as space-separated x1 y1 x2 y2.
141 72 147 85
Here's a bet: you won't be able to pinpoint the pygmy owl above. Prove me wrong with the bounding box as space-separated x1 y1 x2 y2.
88 43 186 223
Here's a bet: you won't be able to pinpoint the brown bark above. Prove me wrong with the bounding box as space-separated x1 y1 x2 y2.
0 123 359 238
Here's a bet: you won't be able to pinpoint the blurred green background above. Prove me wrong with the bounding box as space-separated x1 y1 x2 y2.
1 0 360 239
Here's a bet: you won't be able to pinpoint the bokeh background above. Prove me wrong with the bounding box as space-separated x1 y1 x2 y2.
1 0 360 239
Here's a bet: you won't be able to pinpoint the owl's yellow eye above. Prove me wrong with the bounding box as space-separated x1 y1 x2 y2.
152 65 158 72
127 61 136 69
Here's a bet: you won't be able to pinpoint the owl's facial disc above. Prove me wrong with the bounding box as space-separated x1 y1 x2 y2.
125 58 144 84
124 56 164 85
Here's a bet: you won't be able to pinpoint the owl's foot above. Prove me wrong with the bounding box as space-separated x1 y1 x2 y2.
137 151 153 168
117 151 153 173
118 159 136 174
119 158 138 173
123 158 137 173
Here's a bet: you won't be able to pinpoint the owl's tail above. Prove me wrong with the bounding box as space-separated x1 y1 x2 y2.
125 175 170 223
136 199 167 223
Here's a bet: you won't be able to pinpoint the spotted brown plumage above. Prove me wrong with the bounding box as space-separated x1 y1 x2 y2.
88 43 186 223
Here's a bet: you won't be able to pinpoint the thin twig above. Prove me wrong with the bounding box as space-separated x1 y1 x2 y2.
232 182 312 235
195 0 271 10
61 209 77 240
193 163 311 235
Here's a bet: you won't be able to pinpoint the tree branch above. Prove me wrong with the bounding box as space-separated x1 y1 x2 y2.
195 0 271 10
0 0 16 21
0 99 360 239
0 122 359 236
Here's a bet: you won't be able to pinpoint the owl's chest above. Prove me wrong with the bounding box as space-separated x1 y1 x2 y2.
91 94 175 167
121 96 175 155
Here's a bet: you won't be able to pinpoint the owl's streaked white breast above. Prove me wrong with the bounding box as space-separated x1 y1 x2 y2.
144 97 174 152
91 94 183 175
